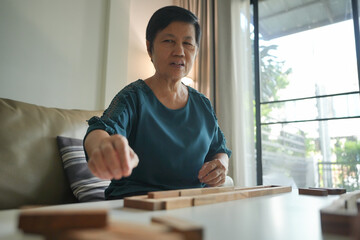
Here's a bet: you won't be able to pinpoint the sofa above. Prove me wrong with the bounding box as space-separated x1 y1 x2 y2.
0 98 103 210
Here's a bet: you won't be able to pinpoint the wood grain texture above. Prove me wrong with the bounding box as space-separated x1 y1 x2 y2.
164 197 194 210
179 186 235 197
52 228 184 240
124 195 196 210
193 191 246 206
299 188 328 196
123 195 165 211
233 185 275 191
309 187 346 195
148 186 235 199
148 190 181 199
18 209 108 234
241 186 292 198
124 186 292 211
107 221 170 234
152 215 203 240
48 229 129 240
194 186 292 206
18 208 196 240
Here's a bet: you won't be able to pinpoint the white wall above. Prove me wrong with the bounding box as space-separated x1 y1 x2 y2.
103 0 131 108
0 0 172 110
127 0 173 84
0 0 109 110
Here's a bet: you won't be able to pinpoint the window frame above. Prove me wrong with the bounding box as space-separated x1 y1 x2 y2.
252 0 360 185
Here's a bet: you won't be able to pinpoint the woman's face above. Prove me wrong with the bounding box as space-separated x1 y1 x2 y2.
147 21 198 81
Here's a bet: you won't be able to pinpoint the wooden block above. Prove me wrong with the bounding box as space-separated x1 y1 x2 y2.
180 186 234 197
123 195 165 211
309 187 346 195
124 195 194 211
233 185 274 191
50 220 184 240
48 229 126 240
126 186 292 211
107 221 170 234
320 212 356 236
108 221 184 240
148 186 235 199
299 188 328 196
193 191 246 206
18 209 108 234
320 190 360 236
52 228 184 240
241 186 292 198
164 197 194 210
351 213 360 239
148 190 181 199
152 215 203 240
194 186 292 206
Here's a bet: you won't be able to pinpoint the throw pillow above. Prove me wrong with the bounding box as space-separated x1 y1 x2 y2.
56 136 110 202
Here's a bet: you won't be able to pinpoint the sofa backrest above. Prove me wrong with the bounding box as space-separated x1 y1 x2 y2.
0 98 102 209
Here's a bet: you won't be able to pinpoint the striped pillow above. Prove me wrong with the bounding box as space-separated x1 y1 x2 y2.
56 136 110 202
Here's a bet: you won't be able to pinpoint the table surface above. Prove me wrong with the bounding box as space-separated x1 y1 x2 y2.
0 190 351 240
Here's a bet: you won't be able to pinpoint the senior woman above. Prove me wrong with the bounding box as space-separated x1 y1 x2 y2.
84 6 231 199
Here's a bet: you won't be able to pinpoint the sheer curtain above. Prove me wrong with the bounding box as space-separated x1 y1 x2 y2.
175 0 256 187
216 0 255 187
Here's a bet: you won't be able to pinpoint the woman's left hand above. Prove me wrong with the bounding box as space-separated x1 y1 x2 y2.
198 153 229 187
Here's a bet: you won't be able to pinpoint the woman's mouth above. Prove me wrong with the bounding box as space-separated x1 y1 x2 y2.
170 62 185 67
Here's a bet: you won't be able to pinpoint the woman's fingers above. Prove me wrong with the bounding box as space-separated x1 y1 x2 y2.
198 161 217 180
88 134 138 180
88 148 112 179
204 172 226 187
198 159 227 186
129 148 139 169
101 140 122 179
200 168 225 185
113 135 131 177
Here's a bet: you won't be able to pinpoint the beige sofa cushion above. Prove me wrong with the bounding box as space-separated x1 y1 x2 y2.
0 98 102 209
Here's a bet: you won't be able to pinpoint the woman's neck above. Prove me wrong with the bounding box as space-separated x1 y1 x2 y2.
144 76 188 109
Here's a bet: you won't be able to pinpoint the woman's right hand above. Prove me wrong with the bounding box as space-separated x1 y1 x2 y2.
85 131 139 180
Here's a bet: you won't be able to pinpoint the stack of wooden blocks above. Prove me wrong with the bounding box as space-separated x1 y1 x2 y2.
17 185 293 239
18 209 203 240
124 185 292 211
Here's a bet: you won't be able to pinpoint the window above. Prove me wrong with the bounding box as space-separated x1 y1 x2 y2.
252 0 360 190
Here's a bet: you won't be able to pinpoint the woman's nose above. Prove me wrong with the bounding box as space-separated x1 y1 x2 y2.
173 43 185 56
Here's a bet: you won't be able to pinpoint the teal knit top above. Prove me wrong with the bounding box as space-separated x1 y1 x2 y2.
85 79 231 199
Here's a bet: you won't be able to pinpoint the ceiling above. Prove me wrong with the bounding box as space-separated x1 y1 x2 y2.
253 0 354 40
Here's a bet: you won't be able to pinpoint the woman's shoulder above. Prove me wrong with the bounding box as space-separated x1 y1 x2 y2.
112 79 149 101
188 86 213 110
119 79 149 95
105 80 147 115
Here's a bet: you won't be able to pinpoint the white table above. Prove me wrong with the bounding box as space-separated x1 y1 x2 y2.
0 191 350 240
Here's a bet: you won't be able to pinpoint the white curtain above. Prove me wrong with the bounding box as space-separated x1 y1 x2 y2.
174 0 256 187
215 0 256 187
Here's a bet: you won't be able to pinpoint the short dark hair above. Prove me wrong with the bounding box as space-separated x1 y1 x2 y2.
146 6 201 54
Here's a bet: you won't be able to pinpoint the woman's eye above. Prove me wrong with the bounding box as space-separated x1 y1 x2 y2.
184 42 195 49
